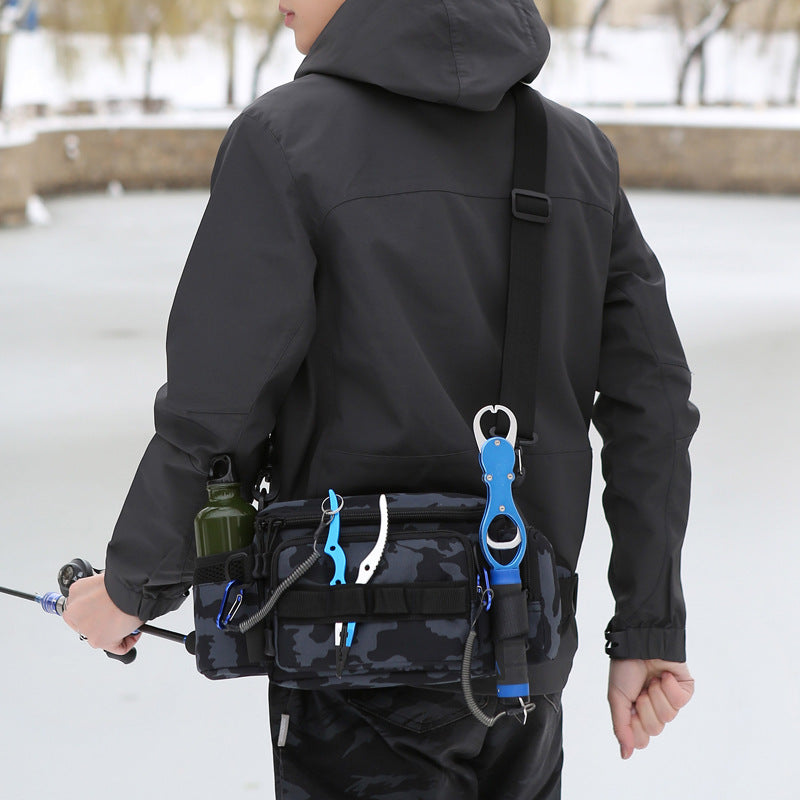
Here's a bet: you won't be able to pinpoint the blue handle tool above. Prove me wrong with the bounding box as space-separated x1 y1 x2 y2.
323 489 346 587
322 490 349 666
337 494 389 675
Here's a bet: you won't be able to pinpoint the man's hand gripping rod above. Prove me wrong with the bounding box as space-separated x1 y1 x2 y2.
0 558 194 663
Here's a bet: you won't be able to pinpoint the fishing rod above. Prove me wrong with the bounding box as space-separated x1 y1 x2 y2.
0 558 195 663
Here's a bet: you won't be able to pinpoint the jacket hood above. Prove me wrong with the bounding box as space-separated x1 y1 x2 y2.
294 0 551 112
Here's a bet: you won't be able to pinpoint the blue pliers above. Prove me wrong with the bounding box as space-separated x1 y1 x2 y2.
323 490 389 676
322 490 347 652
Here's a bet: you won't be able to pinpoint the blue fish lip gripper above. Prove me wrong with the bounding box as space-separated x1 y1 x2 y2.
473 404 532 710
473 405 527 580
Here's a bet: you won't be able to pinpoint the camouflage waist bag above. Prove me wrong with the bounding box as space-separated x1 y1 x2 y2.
192 492 561 690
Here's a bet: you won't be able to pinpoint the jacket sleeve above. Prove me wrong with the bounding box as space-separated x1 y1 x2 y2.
104 111 318 621
592 187 700 662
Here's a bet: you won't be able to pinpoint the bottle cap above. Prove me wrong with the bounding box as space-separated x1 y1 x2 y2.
207 454 238 486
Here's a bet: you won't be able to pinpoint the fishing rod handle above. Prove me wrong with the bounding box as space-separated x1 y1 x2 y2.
105 648 137 665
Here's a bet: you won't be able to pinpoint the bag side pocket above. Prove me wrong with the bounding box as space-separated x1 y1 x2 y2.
524 527 562 663
193 548 268 680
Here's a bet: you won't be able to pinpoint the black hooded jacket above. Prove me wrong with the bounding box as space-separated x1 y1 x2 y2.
105 0 699 691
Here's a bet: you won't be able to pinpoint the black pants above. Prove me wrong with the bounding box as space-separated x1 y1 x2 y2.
269 684 563 800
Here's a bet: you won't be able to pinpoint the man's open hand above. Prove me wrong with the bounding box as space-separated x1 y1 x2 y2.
608 658 694 759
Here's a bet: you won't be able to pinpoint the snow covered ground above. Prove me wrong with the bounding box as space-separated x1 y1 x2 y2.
0 188 798 797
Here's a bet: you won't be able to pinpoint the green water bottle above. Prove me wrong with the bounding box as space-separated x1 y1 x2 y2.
194 455 256 557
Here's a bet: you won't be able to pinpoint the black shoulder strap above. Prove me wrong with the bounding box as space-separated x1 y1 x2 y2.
499 84 550 446
258 86 549 506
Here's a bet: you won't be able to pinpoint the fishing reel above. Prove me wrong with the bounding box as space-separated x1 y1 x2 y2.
57 558 96 597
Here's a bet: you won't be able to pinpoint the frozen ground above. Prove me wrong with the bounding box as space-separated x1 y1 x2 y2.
0 189 799 798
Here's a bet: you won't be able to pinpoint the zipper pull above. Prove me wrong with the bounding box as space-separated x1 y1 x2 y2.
262 518 284 554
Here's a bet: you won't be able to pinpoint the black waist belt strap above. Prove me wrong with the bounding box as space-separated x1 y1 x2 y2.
276 582 471 622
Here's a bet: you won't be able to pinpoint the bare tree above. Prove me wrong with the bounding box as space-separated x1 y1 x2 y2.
40 0 102 84
251 12 285 101
13 1 304 113
159 0 282 106
223 3 242 106
38 0 211 110
675 0 745 105
0 0 36 112
209 1 282 107
131 1 209 109
584 0 612 55
765 0 800 104
758 0 783 53
790 15 800 103
670 0 689 35
537 0 581 29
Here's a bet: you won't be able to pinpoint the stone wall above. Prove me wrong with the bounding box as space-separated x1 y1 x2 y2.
1 118 799 225
600 122 800 194
0 135 36 226
0 123 228 226
31 127 226 196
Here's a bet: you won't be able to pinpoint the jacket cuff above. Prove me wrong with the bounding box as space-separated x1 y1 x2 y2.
104 571 189 622
605 625 686 662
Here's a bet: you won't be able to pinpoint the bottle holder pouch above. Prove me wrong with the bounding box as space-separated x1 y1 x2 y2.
192 493 564 688
193 548 269 679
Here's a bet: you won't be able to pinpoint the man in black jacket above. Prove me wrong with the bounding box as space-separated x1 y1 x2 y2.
64 1 698 796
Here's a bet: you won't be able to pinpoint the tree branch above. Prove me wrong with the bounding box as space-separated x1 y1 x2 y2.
676 0 744 105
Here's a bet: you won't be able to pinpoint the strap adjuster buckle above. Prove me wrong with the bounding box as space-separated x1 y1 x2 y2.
511 189 551 224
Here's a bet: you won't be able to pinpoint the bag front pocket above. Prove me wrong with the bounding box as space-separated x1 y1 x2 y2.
269 529 493 687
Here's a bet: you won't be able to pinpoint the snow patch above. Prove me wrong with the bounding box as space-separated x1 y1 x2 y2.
579 104 800 130
107 180 125 198
0 127 36 147
25 195 51 226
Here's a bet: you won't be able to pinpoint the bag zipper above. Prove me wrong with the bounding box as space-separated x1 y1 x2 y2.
257 502 543 605
258 503 484 534
268 527 480 608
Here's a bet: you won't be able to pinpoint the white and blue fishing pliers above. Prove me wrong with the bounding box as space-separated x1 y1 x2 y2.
323 490 389 676
322 489 347 651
